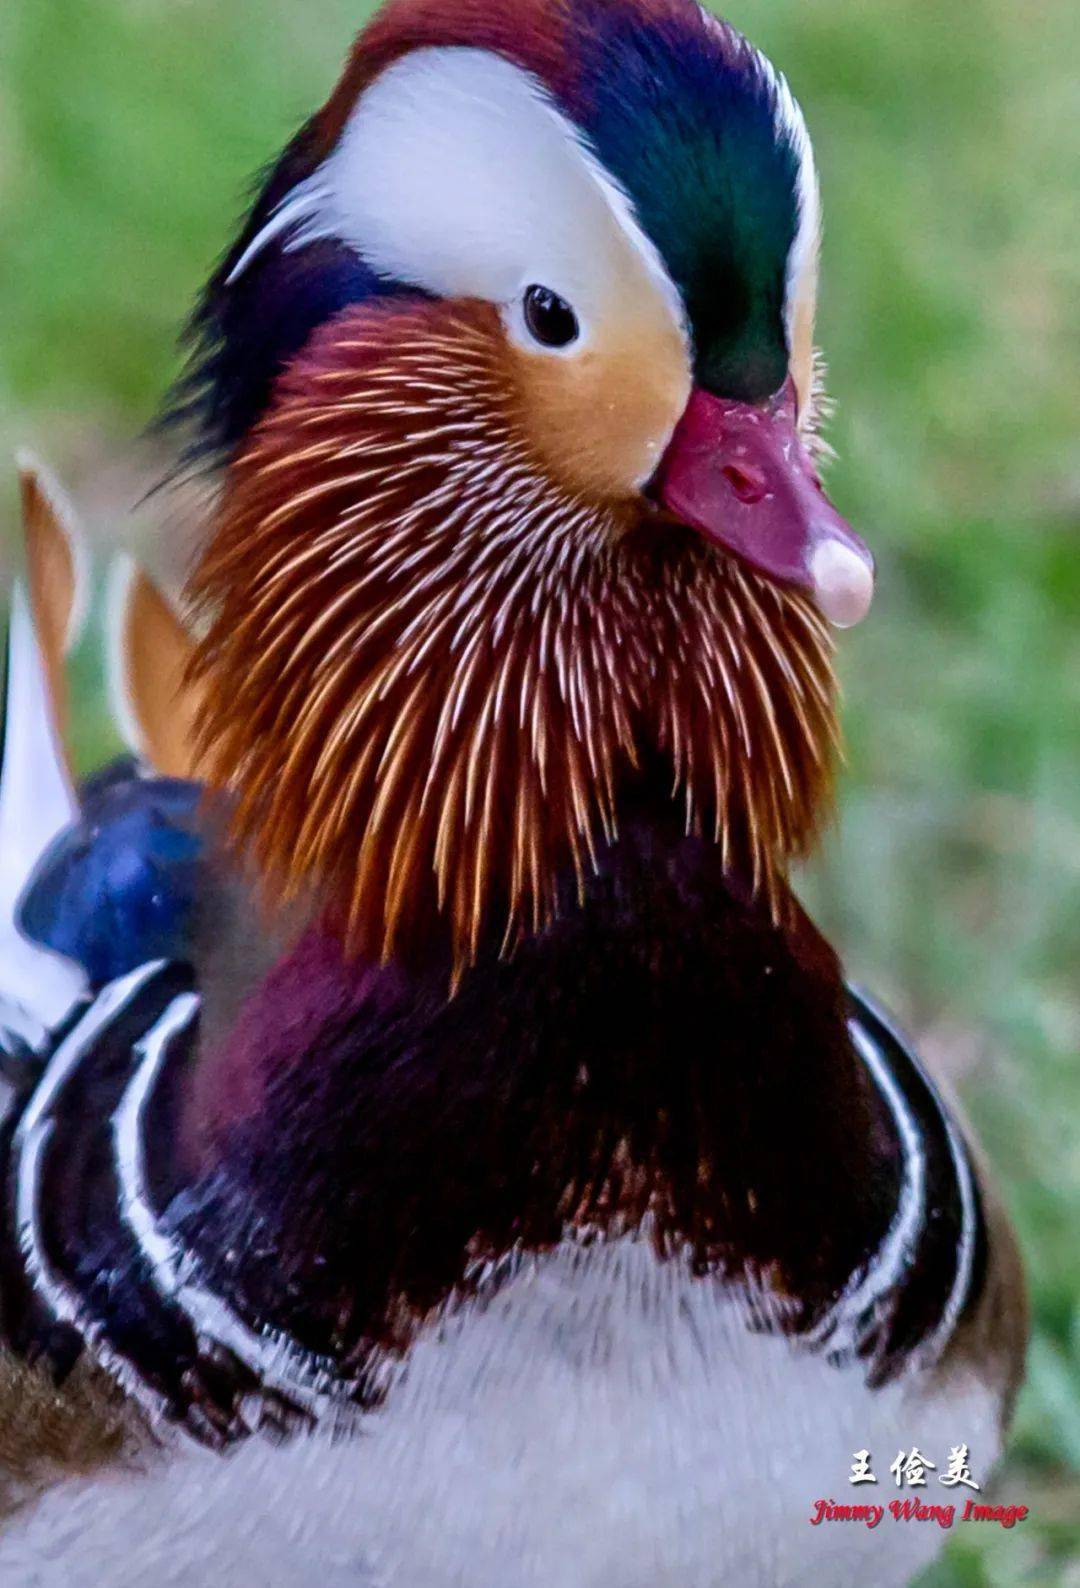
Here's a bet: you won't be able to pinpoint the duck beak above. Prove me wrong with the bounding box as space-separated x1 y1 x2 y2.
654 378 874 628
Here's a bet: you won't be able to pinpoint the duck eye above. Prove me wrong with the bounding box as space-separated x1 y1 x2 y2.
523 285 579 349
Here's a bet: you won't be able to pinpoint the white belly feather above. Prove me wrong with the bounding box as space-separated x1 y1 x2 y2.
0 1234 1000 1588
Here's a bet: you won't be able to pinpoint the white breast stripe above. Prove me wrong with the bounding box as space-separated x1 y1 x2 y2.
851 988 980 1369
113 991 350 1409
112 990 201 1275
11 962 171 1419
920 1105 978 1364
807 1013 927 1358
12 962 166 1171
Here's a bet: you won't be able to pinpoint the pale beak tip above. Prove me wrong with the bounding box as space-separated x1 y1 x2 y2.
809 538 875 629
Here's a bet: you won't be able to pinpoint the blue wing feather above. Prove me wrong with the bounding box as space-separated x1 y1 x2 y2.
18 761 205 987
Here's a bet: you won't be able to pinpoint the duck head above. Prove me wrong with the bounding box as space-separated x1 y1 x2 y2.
183 0 874 973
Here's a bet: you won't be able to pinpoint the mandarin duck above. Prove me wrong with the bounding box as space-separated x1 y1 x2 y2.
0 2 1025 1584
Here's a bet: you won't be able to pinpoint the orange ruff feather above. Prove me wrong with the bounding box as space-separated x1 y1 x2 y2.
189 301 838 974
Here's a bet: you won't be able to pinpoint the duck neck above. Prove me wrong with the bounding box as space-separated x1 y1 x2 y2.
164 802 896 1364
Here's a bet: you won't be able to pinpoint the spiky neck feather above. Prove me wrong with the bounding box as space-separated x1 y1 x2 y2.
188 300 838 976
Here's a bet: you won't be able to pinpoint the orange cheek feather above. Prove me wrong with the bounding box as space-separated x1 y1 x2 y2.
510 311 690 502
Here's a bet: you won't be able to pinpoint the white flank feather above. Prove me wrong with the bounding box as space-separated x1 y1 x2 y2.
0 583 86 1031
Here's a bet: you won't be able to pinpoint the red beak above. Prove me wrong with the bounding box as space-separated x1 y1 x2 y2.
654 379 874 628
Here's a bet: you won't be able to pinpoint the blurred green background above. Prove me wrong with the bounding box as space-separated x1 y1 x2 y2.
1 0 1077 1580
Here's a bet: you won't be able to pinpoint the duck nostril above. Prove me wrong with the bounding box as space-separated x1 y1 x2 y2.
720 463 767 505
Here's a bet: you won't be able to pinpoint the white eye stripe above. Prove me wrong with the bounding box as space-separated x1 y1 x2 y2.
226 47 687 356
227 35 814 390
761 60 820 342
776 80 820 342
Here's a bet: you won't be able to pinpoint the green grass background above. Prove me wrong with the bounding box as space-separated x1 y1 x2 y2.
1 0 1077 1580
